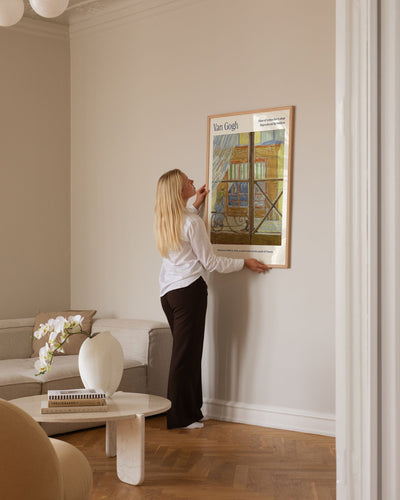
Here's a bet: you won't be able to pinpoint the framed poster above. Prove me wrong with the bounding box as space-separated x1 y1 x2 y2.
206 106 294 268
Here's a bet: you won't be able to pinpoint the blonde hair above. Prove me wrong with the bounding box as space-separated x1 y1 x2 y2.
154 169 185 257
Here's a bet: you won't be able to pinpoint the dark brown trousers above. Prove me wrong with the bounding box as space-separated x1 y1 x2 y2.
161 277 208 429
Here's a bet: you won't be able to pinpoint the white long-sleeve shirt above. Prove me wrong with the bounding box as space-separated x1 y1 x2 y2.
159 208 244 297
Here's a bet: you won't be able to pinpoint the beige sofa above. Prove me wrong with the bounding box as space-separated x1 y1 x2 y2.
0 317 172 434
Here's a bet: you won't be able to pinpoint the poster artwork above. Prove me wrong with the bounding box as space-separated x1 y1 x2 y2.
206 107 294 268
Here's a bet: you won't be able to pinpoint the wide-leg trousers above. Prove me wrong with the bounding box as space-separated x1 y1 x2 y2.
161 277 208 429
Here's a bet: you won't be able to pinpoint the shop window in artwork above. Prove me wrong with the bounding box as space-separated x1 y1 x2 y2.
210 130 285 246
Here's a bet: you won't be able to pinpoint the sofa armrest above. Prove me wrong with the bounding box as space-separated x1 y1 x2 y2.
147 326 173 397
91 318 172 397
0 318 35 360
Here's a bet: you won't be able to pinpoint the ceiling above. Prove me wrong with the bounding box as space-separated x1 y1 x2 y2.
23 0 116 25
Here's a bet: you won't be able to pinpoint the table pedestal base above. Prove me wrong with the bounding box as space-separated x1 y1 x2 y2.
106 421 117 457
114 414 145 485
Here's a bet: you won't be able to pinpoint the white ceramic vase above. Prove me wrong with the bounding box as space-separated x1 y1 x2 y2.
78 331 124 397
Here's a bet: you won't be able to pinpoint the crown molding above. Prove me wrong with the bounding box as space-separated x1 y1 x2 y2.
4 16 69 41
1 0 203 40
69 0 203 38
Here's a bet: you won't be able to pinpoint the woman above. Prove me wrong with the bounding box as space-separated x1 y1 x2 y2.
154 169 269 429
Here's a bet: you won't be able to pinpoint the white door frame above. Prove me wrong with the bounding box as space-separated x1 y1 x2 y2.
336 1 400 499
379 1 400 499
335 1 379 498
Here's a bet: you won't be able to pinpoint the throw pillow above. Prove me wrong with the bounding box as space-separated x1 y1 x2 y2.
31 309 97 358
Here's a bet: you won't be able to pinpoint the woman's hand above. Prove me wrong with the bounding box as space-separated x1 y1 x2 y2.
244 258 270 273
193 184 209 209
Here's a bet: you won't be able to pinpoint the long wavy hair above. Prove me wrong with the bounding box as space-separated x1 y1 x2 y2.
154 169 185 258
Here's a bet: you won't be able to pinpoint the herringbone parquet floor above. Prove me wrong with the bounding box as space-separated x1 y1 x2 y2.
58 416 336 500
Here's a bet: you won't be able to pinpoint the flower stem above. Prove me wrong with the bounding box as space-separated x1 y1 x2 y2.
55 326 91 353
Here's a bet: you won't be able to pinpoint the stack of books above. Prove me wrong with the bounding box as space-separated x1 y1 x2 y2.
40 388 108 414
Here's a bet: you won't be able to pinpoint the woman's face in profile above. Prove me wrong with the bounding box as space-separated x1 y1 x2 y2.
181 172 196 201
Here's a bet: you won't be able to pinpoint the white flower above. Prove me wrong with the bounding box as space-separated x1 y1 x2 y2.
49 330 59 344
33 315 91 375
34 358 46 373
66 314 83 333
53 316 67 334
33 323 49 339
35 343 52 374
59 330 69 343
40 343 51 360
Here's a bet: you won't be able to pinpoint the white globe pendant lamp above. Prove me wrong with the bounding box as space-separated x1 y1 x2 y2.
0 0 24 27
29 0 69 18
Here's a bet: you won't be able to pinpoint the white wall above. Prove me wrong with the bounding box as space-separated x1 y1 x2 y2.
70 0 335 433
0 22 70 319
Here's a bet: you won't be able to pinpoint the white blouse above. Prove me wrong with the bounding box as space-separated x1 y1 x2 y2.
159 208 244 297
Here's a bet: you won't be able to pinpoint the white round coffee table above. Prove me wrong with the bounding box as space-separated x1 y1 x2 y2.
10 391 171 485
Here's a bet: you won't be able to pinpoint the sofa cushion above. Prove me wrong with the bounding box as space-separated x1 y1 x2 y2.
0 358 41 400
0 355 147 401
92 318 168 365
0 324 34 360
31 310 97 358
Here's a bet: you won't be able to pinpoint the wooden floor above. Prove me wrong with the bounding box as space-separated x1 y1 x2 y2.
57 416 336 500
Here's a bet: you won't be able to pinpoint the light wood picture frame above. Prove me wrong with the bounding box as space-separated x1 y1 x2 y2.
206 106 294 268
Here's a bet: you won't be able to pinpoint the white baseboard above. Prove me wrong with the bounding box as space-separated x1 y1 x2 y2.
203 398 335 437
